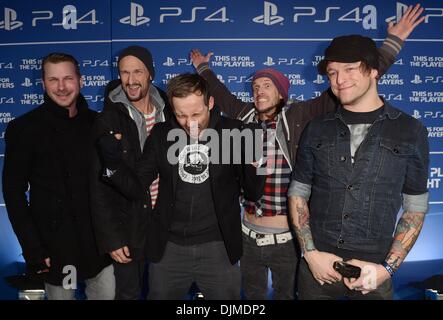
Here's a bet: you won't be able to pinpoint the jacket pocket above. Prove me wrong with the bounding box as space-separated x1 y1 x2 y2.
378 139 414 183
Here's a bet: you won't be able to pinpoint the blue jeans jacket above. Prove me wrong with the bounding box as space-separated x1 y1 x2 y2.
290 102 429 262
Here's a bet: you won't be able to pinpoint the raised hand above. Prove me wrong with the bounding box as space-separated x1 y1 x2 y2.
190 49 214 69
387 4 425 41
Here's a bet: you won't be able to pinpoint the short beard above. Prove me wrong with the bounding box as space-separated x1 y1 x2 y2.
255 99 285 117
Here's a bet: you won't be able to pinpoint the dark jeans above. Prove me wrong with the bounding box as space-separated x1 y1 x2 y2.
240 233 299 300
148 241 241 300
298 258 393 300
113 259 146 300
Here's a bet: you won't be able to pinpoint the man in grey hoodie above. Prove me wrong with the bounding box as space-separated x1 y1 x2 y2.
90 46 173 299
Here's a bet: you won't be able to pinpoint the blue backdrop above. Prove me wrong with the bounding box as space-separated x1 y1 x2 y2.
0 0 442 299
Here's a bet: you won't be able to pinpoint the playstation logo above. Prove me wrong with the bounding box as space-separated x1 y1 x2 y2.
0 8 23 31
263 56 275 66
21 78 33 87
411 75 422 84
253 1 284 26
313 75 325 84
412 110 421 119
163 57 175 67
119 2 150 26
216 75 225 84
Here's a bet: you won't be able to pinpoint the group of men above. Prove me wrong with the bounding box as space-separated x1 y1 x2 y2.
2 4 429 300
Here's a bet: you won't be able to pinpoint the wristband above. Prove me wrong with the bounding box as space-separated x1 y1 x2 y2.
382 261 395 277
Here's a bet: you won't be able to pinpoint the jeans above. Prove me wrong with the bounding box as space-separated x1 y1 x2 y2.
148 241 241 300
240 233 299 300
297 258 393 300
44 264 115 300
113 259 147 300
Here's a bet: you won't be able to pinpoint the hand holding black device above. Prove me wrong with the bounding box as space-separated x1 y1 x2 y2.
333 261 361 278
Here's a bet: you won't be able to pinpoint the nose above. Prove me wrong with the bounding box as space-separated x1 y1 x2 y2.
128 72 135 84
57 80 66 91
336 71 346 86
187 119 198 133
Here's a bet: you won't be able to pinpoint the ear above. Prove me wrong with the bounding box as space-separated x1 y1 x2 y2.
79 76 84 89
208 96 215 111
371 68 379 80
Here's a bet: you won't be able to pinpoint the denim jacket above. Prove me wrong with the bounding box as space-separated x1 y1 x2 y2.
289 102 429 262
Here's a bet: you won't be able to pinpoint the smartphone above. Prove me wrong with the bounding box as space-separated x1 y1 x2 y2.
333 261 361 278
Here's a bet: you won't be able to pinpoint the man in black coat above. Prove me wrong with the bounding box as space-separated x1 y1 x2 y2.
97 73 265 299
2 53 113 300
90 46 173 299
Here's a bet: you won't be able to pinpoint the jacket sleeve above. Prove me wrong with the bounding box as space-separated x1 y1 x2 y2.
90 114 131 253
197 62 253 119
237 123 266 202
287 34 405 121
2 121 48 263
102 127 160 202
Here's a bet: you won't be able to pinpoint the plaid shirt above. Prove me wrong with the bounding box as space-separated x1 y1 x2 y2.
243 119 291 217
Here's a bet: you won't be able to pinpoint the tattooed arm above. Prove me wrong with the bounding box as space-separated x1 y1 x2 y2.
385 211 425 272
288 195 315 253
344 210 426 294
288 192 342 285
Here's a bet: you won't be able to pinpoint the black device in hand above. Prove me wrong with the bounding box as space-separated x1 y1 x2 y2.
333 261 361 278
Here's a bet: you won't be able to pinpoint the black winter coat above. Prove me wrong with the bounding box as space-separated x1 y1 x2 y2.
90 80 173 260
2 94 111 285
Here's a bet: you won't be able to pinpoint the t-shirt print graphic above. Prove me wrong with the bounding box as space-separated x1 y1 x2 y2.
178 143 210 184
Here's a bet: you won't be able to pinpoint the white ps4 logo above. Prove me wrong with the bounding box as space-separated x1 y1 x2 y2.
0 8 23 31
119 2 150 26
253 1 284 26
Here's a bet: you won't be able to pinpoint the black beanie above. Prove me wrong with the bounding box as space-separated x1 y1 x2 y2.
317 35 379 75
118 45 155 80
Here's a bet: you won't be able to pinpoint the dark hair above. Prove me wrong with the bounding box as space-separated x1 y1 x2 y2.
41 52 81 79
358 61 373 76
167 73 210 107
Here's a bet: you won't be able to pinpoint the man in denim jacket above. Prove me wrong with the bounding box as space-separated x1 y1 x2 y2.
288 31 429 299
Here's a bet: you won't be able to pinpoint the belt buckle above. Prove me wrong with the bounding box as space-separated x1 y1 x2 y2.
255 233 269 246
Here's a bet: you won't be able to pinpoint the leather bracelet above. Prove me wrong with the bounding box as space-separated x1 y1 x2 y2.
382 261 395 277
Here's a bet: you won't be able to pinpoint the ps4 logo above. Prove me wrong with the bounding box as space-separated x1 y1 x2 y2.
118 2 229 25
0 7 23 31
413 110 443 119
163 57 175 67
263 57 275 66
253 1 284 26
32 5 99 29
21 78 43 87
84 95 104 103
263 56 305 66
313 75 325 84
0 97 14 104
162 57 191 66
411 75 443 84
227 75 253 83
81 60 110 67
379 93 403 101
0 62 13 69
411 75 422 84
386 2 443 24
119 2 150 26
